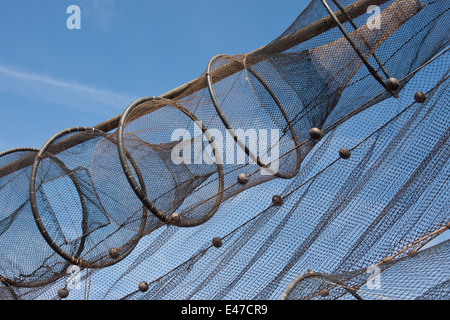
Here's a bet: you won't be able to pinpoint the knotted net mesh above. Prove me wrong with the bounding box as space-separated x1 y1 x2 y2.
0 0 448 300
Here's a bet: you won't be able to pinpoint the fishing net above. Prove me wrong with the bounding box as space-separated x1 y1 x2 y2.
0 0 448 300
281 238 450 300
29 127 148 268
0 148 68 287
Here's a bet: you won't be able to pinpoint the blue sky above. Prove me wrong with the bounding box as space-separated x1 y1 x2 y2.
0 0 309 151
1 1 448 299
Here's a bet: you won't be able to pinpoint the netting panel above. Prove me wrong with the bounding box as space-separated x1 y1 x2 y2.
0 0 448 300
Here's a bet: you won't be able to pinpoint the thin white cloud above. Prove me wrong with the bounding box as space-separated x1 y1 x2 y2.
0 63 136 116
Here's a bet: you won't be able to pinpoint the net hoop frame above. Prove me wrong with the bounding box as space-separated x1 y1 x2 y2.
0 147 39 158
29 127 148 269
0 147 72 288
206 54 302 179
281 271 363 300
117 97 225 227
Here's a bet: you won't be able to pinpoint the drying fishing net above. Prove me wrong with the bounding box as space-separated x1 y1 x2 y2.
0 148 68 286
0 0 448 300
281 238 450 300
29 127 149 268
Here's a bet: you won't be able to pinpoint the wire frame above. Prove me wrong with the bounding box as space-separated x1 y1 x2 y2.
281 271 363 300
0 148 70 287
206 54 302 179
117 97 225 227
29 127 148 268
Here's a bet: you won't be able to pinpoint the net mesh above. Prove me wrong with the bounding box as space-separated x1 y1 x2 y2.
0 0 448 300
282 238 450 300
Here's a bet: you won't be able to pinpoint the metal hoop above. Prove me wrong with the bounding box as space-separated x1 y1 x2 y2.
0 147 39 158
206 54 301 179
117 97 225 227
29 127 147 269
0 147 73 288
281 271 363 300
320 0 397 96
